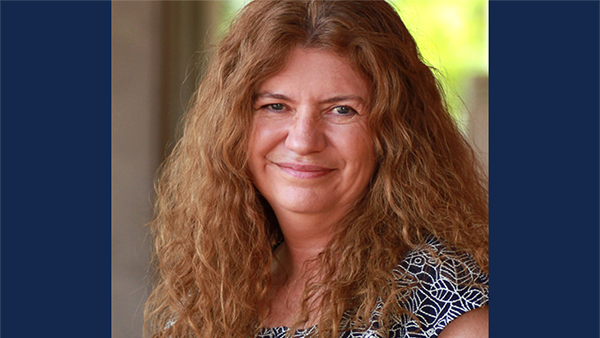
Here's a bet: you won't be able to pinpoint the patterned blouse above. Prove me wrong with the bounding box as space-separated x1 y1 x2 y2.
257 236 489 338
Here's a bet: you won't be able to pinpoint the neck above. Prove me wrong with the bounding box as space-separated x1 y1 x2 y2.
273 210 342 281
265 211 343 328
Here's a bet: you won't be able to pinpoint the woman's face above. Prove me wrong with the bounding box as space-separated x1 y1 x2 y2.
248 48 376 220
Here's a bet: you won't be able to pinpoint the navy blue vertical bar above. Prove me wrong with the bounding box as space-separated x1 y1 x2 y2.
1 1 111 337
491 1 599 337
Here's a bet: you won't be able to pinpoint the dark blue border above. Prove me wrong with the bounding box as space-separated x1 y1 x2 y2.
2 1 598 337
1 2 111 336
491 1 599 337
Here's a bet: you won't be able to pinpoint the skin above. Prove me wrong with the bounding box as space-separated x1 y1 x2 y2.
248 47 376 326
438 306 489 338
247 48 488 335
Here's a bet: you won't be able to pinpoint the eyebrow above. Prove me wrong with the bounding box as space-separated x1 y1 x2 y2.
255 92 292 102
255 92 366 105
319 95 366 105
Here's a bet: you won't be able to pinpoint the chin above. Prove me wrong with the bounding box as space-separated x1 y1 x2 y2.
270 191 334 215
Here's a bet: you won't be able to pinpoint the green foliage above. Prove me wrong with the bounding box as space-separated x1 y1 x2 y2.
391 0 488 120
222 0 249 29
220 0 488 121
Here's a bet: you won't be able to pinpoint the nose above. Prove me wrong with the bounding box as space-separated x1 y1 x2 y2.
284 109 326 155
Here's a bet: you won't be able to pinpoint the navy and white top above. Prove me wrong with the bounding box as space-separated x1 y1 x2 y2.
257 236 489 338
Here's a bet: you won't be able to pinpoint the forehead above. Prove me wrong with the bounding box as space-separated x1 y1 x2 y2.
256 48 369 101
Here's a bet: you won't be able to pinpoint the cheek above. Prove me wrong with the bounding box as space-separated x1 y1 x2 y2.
336 126 375 166
247 122 263 177
250 119 286 155
247 118 283 173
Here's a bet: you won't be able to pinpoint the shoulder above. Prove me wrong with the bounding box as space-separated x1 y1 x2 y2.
437 306 488 338
389 236 489 338
396 236 488 287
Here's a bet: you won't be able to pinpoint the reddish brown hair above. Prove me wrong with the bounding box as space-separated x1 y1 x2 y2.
145 1 488 337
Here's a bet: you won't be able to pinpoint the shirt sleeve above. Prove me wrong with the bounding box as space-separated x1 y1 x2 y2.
389 237 489 338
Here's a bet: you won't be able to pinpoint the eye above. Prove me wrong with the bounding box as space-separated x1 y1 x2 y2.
332 106 357 115
264 103 285 111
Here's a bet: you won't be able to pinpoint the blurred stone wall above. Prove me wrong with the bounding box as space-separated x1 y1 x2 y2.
112 2 162 337
111 3 487 337
112 2 222 337
467 76 489 175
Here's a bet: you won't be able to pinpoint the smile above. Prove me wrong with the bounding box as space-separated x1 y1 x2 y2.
275 162 335 179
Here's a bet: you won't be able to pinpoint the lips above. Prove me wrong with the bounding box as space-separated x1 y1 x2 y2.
275 162 335 179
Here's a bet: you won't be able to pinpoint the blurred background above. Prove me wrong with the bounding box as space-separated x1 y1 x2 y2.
112 1 488 337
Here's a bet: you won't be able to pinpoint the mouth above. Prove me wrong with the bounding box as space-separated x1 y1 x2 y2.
275 162 335 179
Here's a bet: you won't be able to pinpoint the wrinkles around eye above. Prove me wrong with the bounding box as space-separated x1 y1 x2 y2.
260 103 288 113
331 106 358 116
255 103 363 120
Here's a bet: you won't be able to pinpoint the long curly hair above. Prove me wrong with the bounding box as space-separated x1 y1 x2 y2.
144 1 488 337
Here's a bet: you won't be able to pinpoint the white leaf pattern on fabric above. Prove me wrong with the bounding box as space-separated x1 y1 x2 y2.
257 236 489 338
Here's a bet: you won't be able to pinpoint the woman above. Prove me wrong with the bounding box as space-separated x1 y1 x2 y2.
145 1 489 337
